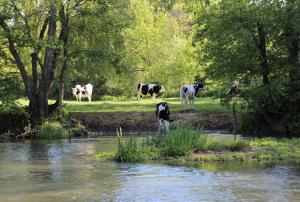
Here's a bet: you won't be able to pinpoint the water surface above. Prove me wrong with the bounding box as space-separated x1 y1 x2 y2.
0 138 300 201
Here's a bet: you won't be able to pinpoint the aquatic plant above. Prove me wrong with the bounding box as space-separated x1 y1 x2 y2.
161 123 197 157
115 135 150 162
37 121 69 139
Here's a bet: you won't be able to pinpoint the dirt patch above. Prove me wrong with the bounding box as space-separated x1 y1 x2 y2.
70 112 234 135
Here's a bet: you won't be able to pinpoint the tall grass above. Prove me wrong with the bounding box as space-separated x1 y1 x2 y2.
115 135 149 162
114 124 251 162
161 123 197 157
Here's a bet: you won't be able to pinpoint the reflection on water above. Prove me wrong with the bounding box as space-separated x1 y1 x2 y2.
0 138 300 201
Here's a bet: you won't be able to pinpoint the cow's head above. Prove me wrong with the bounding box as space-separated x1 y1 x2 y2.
159 85 165 93
72 88 78 96
194 82 204 96
156 102 170 119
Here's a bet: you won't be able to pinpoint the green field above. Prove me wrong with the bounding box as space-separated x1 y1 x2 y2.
64 97 231 113
16 97 231 113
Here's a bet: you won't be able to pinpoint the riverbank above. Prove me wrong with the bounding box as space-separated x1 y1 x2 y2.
70 112 234 135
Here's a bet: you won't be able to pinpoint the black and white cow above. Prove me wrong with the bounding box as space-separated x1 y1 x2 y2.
72 83 93 102
180 82 204 112
137 83 165 101
156 102 173 134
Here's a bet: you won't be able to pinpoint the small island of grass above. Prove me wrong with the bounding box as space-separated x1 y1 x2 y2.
94 124 300 164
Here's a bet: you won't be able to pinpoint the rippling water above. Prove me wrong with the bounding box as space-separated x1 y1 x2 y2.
0 138 300 201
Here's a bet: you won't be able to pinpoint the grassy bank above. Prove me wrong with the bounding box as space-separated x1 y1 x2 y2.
16 97 232 113
94 125 300 164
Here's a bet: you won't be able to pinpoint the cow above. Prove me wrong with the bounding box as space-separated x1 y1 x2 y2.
137 83 165 101
180 82 204 112
72 83 93 102
156 102 173 135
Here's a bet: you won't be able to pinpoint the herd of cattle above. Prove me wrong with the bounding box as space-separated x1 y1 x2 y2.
72 82 204 134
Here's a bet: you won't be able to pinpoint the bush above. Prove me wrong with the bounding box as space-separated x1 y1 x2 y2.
37 121 69 139
240 81 300 137
70 127 88 138
0 103 29 135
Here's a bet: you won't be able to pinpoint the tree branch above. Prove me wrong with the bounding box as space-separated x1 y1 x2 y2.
0 17 33 101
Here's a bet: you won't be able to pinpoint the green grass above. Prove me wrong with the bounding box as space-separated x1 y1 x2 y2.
16 97 232 113
37 121 69 139
95 125 300 164
64 97 232 113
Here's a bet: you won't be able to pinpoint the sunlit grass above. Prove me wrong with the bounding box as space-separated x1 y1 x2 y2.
15 97 235 113
66 98 233 112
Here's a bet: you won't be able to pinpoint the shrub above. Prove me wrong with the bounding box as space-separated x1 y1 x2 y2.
70 127 88 138
37 121 69 139
0 103 29 135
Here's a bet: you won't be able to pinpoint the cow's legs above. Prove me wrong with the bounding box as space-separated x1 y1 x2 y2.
191 98 195 111
88 95 91 102
180 98 184 113
152 94 156 101
185 97 189 112
158 120 162 135
138 92 143 102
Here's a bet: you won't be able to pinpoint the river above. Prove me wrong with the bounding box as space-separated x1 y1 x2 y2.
0 138 300 201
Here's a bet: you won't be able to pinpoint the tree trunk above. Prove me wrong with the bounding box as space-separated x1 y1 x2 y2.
285 0 299 85
1 1 61 127
58 5 70 108
256 21 270 85
58 60 68 107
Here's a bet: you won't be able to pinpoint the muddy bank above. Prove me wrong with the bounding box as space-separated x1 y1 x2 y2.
70 112 234 135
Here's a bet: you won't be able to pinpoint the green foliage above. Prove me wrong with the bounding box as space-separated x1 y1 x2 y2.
0 102 28 135
193 0 300 136
207 138 249 152
70 127 88 138
161 123 196 156
94 152 116 161
115 136 149 162
37 121 69 139
0 68 24 102
97 126 300 164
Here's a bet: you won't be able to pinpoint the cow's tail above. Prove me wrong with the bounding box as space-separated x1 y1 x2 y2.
137 83 141 91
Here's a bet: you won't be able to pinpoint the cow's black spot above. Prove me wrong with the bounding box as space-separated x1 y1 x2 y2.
141 84 149 95
82 90 86 95
153 85 161 94
183 87 188 93
76 90 80 95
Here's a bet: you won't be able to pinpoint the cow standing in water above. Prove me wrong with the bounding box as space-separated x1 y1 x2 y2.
137 83 165 101
156 102 173 134
72 83 93 102
180 82 204 112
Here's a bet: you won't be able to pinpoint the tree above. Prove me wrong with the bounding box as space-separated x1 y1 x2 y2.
193 0 300 136
0 0 132 126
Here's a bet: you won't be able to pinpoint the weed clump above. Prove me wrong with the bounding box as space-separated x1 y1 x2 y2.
161 123 196 157
37 121 69 139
